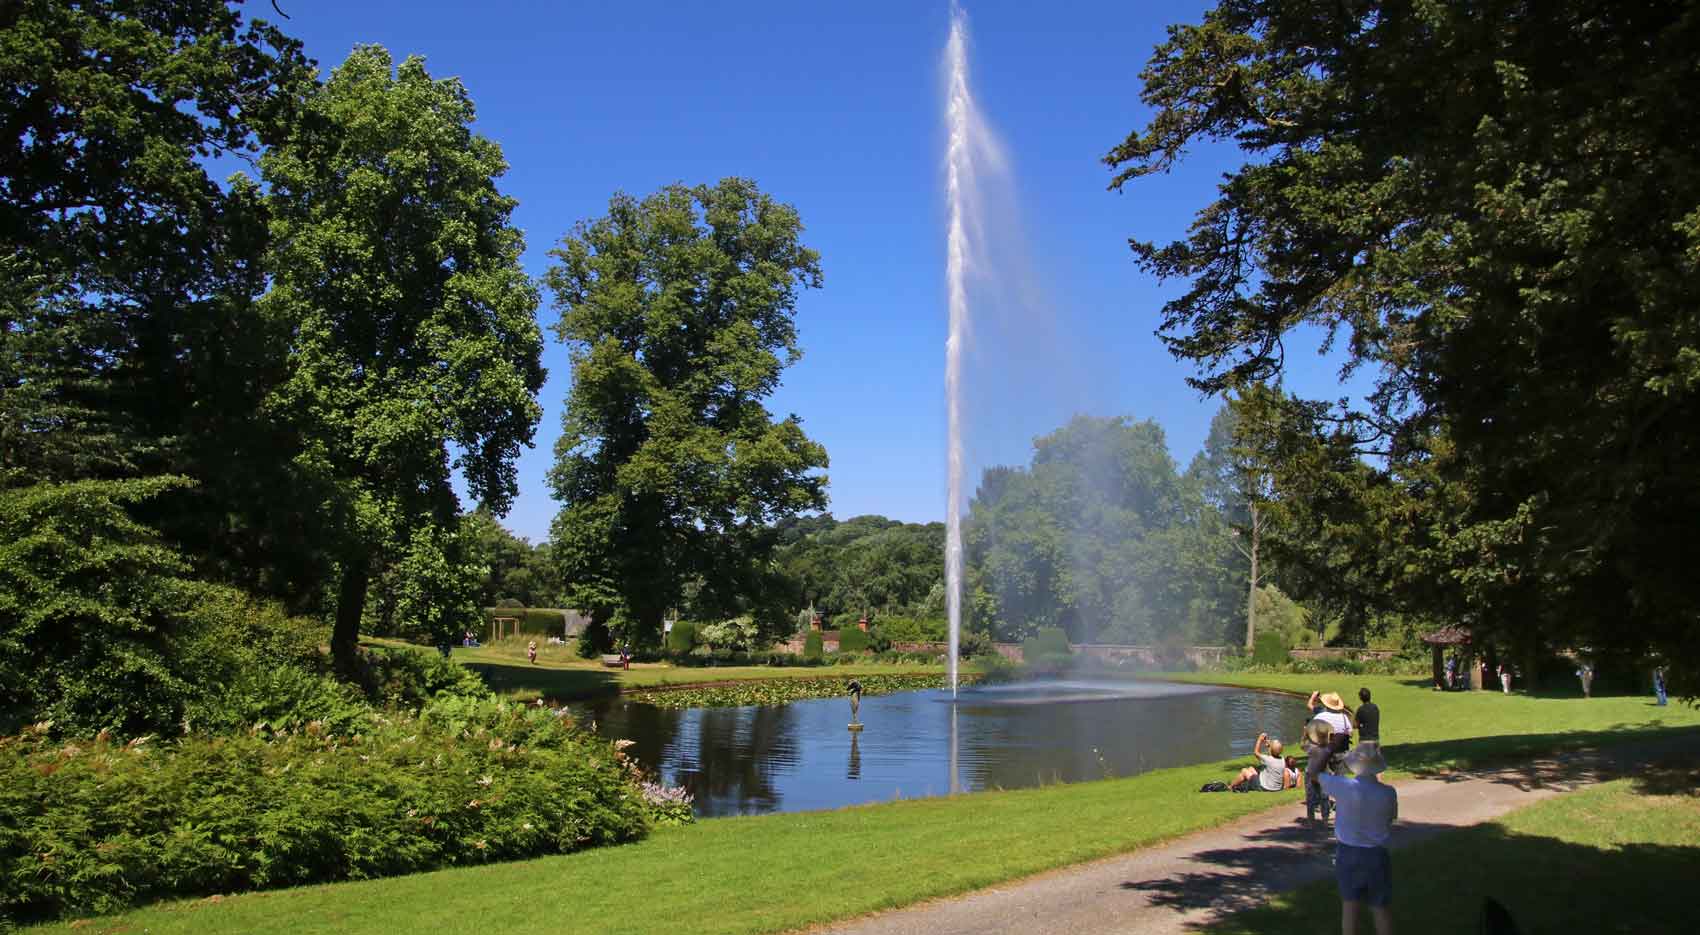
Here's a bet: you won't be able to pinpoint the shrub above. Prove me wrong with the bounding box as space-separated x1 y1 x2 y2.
837 625 870 654
666 621 698 655
833 651 862 665
959 629 993 658
1252 629 1290 666
356 646 491 710
1021 627 1072 665
803 629 824 662
864 624 893 653
0 704 651 926
576 618 613 658
482 607 570 637
698 616 758 651
875 615 948 642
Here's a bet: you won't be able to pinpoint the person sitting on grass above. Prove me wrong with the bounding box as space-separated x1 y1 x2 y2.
1230 732 1290 792
1320 745 1398 935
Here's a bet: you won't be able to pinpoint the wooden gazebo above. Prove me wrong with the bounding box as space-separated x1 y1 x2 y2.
1421 626 1477 689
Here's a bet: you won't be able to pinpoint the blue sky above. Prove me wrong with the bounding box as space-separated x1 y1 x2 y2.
269 0 1362 543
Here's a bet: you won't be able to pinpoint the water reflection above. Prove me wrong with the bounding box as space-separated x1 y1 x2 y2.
572 681 1308 818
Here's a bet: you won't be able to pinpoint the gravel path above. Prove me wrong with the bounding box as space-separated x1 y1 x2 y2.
808 736 1700 935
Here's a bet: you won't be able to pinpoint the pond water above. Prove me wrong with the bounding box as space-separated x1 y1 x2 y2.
569 680 1310 817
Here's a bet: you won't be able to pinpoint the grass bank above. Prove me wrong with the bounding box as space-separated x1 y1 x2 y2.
1208 756 1700 934
366 637 961 703
46 675 1700 935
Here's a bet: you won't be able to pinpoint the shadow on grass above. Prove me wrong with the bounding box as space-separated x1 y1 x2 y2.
1202 804 1697 934
462 661 619 701
1119 819 1459 919
1378 724 1700 789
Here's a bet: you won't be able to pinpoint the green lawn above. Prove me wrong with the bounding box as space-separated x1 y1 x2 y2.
1208 757 1700 934
1168 672 1696 774
41 673 1700 935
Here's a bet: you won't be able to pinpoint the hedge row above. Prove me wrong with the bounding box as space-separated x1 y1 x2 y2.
0 698 658 926
482 608 573 636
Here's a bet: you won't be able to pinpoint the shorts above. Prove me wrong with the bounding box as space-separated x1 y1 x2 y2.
1335 844 1391 906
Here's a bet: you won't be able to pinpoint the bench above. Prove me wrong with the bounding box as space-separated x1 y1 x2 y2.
600 654 625 668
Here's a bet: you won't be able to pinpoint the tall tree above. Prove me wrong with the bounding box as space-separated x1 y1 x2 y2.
1191 398 1274 649
0 1 320 600
1109 1 1700 685
260 47 545 666
545 179 829 647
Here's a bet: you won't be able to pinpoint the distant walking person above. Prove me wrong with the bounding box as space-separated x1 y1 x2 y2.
1355 688 1380 750
1498 664 1513 695
1653 666 1667 706
1577 663 1594 698
1320 745 1398 935
1444 655 1457 690
527 639 538 665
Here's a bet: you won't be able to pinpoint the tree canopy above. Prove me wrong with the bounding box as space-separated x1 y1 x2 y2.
261 45 545 663
545 179 829 646
1109 0 1700 684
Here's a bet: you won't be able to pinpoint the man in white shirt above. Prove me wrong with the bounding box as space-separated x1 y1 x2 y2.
1320 745 1398 935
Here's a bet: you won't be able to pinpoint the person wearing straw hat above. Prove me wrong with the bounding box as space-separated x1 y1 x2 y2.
1304 691 1355 821
1320 745 1397 935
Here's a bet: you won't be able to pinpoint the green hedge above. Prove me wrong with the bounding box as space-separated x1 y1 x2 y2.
1251 630 1291 666
837 626 870 653
873 615 948 642
666 621 698 655
804 630 824 661
0 699 654 927
1021 627 1072 667
482 608 571 635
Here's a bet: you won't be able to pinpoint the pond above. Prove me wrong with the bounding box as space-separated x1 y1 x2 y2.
569 680 1310 817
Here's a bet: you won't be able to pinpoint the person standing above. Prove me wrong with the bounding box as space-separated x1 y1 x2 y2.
1305 691 1355 821
1320 745 1398 935
1577 663 1594 698
1498 664 1513 695
527 639 538 665
1355 688 1381 750
1444 655 1457 690
1653 666 1667 706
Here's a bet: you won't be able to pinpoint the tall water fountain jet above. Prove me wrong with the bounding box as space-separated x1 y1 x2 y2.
943 3 973 698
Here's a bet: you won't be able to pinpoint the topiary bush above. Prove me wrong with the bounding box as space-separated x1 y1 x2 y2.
803 629 825 662
666 620 697 655
1251 630 1290 666
1021 627 1073 670
0 702 653 926
837 625 870 654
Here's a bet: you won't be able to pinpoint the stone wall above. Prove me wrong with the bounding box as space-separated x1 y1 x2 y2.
1070 643 1231 668
1286 648 1400 662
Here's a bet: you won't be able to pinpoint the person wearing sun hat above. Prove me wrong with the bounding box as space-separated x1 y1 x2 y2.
1304 690 1356 820
1320 745 1398 935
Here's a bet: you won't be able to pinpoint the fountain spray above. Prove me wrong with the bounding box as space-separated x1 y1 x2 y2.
944 2 972 698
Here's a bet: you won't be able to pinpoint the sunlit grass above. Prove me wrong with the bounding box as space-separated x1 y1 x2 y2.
1208 761 1700 934
49 671 1699 935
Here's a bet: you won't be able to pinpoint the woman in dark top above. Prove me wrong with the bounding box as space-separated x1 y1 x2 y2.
1356 687 1380 748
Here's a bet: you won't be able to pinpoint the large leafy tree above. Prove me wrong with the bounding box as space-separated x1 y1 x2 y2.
545 179 829 647
1109 1 1700 686
260 46 545 665
0 0 318 600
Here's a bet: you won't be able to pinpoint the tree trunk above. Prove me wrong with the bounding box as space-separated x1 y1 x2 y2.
332 561 368 673
1244 503 1260 651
